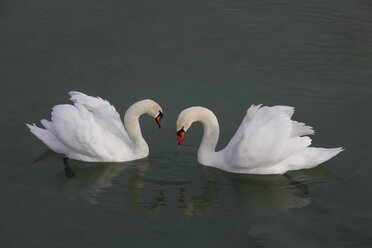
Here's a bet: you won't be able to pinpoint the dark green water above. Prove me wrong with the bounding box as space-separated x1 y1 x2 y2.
1 0 372 247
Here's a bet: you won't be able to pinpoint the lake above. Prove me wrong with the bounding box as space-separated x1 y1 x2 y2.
0 0 371 247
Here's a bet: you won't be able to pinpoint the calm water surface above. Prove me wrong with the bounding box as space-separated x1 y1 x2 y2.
1 0 372 247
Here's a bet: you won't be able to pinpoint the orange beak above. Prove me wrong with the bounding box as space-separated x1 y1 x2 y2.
155 111 163 129
177 127 185 145
178 132 184 145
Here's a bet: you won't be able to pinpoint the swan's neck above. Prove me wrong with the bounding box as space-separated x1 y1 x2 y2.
124 101 151 156
192 108 220 165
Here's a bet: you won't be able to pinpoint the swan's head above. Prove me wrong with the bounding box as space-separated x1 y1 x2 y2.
155 110 163 128
150 101 163 129
137 99 163 128
176 106 218 145
176 107 199 145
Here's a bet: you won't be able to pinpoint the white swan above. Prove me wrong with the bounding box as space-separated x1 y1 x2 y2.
27 91 163 162
176 105 343 174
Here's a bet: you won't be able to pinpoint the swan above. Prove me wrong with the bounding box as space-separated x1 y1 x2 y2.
176 105 343 174
27 91 163 163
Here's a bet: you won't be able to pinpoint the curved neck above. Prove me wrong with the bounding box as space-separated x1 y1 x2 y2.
124 101 152 154
190 107 220 164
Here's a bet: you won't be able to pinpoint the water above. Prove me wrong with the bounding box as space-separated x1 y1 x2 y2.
1 0 372 247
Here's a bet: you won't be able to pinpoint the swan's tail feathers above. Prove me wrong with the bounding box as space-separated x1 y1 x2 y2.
26 123 67 154
286 147 344 171
327 147 344 160
314 147 344 163
291 121 315 137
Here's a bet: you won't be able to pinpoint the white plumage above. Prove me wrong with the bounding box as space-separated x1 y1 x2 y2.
176 105 343 174
27 91 163 162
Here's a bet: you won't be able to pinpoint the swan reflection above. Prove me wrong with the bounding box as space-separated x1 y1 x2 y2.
225 172 311 216
37 150 333 216
178 166 334 216
127 159 165 217
34 150 130 203
54 157 165 217
57 161 130 204
179 167 220 216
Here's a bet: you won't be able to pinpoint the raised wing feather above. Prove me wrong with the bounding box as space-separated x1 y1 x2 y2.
291 121 314 137
69 91 131 146
225 105 311 170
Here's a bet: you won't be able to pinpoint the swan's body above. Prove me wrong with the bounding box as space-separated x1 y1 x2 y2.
27 91 163 162
176 105 343 174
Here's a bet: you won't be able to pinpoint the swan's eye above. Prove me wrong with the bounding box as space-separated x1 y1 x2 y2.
157 110 163 119
177 127 185 136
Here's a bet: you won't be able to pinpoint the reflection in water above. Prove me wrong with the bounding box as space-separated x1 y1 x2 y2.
36 150 334 216
226 172 311 216
283 173 309 195
36 150 164 214
178 166 335 216
35 150 124 203
33 149 60 163
226 166 335 216
57 161 130 204
179 167 220 216
127 159 165 217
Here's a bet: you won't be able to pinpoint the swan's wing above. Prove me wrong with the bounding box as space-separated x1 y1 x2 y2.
50 103 131 160
69 91 131 146
225 105 311 169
